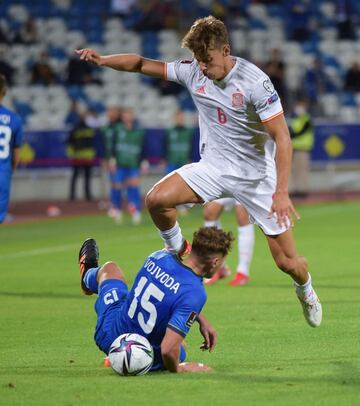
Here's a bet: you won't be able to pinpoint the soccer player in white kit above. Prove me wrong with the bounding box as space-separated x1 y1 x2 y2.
76 16 322 327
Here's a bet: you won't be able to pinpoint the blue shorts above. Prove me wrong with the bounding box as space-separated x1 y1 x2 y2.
0 171 11 223
109 167 140 184
94 279 129 354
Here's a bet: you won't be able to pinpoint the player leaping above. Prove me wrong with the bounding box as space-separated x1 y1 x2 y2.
76 15 322 327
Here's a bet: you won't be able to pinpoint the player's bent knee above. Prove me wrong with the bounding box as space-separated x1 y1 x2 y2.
145 188 167 211
99 261 125 282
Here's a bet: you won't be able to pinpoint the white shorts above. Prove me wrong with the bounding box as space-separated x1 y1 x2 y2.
176 160 288 235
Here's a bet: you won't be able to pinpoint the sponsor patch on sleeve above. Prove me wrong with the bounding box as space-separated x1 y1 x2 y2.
185 311 198 328
267 93 279 105
181 59 193 64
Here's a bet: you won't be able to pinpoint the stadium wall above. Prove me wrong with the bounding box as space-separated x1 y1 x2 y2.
11 123 360 202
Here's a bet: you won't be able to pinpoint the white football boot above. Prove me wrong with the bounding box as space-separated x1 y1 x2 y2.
296 288 322 327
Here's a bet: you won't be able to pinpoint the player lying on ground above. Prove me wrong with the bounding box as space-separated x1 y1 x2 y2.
75 16 322 328
78 226 234 372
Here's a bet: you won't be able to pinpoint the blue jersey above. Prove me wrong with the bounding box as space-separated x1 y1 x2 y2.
0 105 23 172
117 250 207 347
0 105 23 222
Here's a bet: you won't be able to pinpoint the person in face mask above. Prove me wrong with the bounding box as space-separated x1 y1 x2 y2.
289 98 314 199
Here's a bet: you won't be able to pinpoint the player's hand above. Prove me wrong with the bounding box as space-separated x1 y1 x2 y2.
75 48 102 66
268 190 300 228
197 314 218 352
178 362 212 372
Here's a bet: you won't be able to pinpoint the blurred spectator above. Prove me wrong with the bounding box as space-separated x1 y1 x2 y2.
289 98 314 199
67 114 97 201
302 58 335 114
287 0 313 42
30 52 58 85
14 17 38 44
67 52 99 85
343 62 360 92
336 0 355 40
134 0 178 31
103 108 145 224
164 110 194 174
0 48 15 85
265 48 287 108
101 106 123 223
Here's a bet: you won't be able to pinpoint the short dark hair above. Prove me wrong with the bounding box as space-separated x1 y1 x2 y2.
181 16 229 62
191 226 234 258
0 74 7 96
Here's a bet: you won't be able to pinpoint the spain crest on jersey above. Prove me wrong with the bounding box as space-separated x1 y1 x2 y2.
232 92 244 108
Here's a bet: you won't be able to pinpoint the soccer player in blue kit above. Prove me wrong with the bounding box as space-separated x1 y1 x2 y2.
78 226 234 372
0 74 23 223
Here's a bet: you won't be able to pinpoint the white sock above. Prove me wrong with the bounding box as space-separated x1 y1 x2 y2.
294 273 313 299
237 224 254 276
159 222 184 252
204 220 221 228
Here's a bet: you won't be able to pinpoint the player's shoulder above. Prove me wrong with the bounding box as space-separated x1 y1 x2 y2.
0 105 22 125
149 249 172 261
235 56 268 85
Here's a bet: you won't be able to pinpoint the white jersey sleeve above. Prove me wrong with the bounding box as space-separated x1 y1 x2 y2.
166 60 196 87
250 77 283 123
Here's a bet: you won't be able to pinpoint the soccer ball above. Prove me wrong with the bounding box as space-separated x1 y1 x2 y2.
108 333 154 376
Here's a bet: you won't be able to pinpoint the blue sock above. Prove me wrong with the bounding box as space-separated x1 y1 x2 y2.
127 186 141 211
111 189 122 210
83 267 100 293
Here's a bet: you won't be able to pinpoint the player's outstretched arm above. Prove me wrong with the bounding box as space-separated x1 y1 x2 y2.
75 49 165 78
161 328 211 373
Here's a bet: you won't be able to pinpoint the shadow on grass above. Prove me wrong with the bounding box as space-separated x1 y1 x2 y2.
0 291 82 300
1 362 359 387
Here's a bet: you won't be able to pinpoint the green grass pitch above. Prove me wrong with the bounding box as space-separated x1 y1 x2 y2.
0 202 359 406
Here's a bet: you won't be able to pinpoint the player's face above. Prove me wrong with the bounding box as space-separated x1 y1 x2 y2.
197 46 229 80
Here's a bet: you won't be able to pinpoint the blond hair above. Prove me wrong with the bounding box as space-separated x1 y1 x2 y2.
181 15 229 62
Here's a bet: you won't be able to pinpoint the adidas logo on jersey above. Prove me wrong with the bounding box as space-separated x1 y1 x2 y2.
196 86 206 94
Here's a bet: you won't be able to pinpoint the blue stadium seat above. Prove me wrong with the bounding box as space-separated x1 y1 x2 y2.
67 86 85 101
341 92 356 106
14 102 32 120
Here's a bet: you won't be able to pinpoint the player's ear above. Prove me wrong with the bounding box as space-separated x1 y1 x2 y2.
223 44 230 57
211 256 221 269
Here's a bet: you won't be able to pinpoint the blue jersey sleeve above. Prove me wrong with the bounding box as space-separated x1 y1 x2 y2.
167 288 206 338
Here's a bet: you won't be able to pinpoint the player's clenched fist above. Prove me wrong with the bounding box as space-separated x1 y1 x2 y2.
75 49 102 65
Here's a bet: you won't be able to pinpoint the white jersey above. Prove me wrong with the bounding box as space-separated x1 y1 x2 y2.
166 57 283 180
